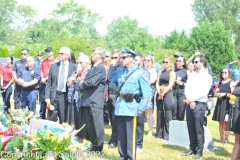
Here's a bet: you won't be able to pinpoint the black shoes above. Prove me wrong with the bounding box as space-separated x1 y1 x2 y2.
108 142 117 149
183 150 195 156
88 146 103 152
193 154 202 159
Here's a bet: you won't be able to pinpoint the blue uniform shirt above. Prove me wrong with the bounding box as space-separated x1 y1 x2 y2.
227 62 239 81
108 64 150 116
19 65 41 90
13 60 27 78
154 61 161 73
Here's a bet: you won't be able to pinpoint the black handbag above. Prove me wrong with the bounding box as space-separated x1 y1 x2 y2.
232 86 240 96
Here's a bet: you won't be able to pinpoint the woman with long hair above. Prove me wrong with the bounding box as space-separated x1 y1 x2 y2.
155 57 176 140
1 56 14 111
143 55 157 136
212 67 234 143
187 62 194 76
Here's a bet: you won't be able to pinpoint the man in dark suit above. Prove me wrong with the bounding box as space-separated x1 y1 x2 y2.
45 47 77 124
78 47 106 152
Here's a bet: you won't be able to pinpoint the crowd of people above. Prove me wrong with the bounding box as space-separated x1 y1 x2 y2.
0 47 240 159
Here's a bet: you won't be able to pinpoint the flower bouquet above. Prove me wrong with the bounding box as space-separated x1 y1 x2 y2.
229 94 237 105
7 108 35 126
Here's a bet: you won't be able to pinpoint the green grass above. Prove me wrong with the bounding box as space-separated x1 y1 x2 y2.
87 113 232 160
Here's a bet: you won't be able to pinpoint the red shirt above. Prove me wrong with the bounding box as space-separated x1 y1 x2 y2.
40 57 55 78
0 63 3 75
3 65 13 82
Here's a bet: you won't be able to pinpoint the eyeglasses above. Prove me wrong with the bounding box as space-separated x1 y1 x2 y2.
121 56 131 60
78 62 83 64
21 53 27 56
111 57 118 60
38 55 42 56
105 56 110 58
176 60 182 62
58 53 64 55
162 61 169 64
222 71 228 74
193 61 199 64
144 59 151 62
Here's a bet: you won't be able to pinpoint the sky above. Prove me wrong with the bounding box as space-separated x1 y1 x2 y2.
17 0 197 36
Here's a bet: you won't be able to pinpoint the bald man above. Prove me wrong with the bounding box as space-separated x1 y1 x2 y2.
45 47 77 123
17 56 41 113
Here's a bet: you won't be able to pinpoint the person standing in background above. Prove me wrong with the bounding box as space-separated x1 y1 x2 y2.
35 51 43 67
12 48 29 108
1 56 14 111
227 60 240 81
39 47 55 119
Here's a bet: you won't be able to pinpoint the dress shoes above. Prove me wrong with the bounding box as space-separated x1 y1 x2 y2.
193 153 202 159
108 143 117 149
88 146 103 152
183 150 195 156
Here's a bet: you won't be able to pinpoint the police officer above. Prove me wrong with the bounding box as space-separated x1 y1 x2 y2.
108 48 150 160
12 48 29 108
17 56 41 113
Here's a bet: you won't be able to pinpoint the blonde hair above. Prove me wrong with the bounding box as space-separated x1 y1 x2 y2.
143 55 154 69
162 57 174 70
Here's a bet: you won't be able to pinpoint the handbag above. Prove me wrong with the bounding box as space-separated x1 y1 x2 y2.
232 86 240 96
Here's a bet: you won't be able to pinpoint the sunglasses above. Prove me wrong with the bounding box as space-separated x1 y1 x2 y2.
21 53 27 56
222 71 228 74
162 61 169 64
38 55 42 56
78 62 83 64
144 59 151 62
111 57 118 60
58 53 64 55
176 60 182 62
193 61 199 64
121 56 131 60
105 56 110 58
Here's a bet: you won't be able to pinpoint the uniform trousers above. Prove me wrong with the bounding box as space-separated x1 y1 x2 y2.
155 91 174 140
186 102 205 155
172 88 186 121
39 83 47 119
137 112 145 149
47 92 68 124
21 89 38 113
117 116 137 160
107 93 118 145
13 84 21 108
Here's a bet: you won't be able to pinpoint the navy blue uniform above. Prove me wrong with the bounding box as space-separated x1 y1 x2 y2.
18 65 41 112
12 60 27 108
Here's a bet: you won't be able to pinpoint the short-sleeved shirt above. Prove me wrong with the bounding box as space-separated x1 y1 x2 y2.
13 60 27 78
3 65 13 82
0 63 3 75
40 58 55 78
19 65 41 90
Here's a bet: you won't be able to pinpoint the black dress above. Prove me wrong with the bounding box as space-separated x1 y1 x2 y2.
232 82 240 133
212 80 232 131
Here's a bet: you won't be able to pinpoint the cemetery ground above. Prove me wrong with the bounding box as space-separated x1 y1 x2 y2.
96 111 232 160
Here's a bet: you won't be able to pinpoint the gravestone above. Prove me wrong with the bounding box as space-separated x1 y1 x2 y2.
168 120 214 150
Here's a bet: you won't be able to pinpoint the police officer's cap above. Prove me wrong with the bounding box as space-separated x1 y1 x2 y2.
45 47 54 52
174 52 183 58
121 48 138 58
147 51 155 56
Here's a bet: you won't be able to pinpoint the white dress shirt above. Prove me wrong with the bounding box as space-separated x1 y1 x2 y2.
185 70 212 102
57 61 69 92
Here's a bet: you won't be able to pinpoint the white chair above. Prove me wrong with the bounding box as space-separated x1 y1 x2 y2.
29 119 60 135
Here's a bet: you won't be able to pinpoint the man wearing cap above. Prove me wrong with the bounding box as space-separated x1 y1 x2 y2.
147 51 161 73
12 48 29 108
39 47 55 119
35 51 43 67
17 56 41 113
108 48 150 160
45 47 77 123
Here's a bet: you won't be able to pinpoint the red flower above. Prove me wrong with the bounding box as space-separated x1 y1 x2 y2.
78 72 82 77
32 149 37 154
46 105 50 110
104 92 108 97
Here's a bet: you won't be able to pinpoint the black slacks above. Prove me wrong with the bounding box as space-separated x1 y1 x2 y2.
186 102 205 155
172 88 186 121
47 92 68 124
39 83 46 119
155 91 174 140
137 112 145 149
107 93 118 144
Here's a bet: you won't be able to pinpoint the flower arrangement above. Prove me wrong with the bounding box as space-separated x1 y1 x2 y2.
7 108 35 126
229 94 237 105
159 86 165 94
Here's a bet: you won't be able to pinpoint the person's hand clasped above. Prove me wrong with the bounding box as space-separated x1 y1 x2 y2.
189 102 196 109
137 110 143 114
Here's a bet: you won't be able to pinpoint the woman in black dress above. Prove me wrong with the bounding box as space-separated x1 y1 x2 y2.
212 67 234 143
155 57 176 140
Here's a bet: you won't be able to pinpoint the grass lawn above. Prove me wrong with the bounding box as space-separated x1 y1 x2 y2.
90 112 233 160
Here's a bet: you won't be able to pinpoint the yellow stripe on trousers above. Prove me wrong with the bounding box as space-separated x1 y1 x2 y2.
132 116 137 160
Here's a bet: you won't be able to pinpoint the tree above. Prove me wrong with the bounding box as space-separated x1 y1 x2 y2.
192 0 240 53
189 20 236 75
105 16 162 54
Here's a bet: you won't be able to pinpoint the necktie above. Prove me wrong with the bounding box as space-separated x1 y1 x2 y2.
126 68 129 74
59 63 65 90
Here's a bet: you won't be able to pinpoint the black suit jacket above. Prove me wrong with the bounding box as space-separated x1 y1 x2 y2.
45 61 77 104
80 62 106 108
